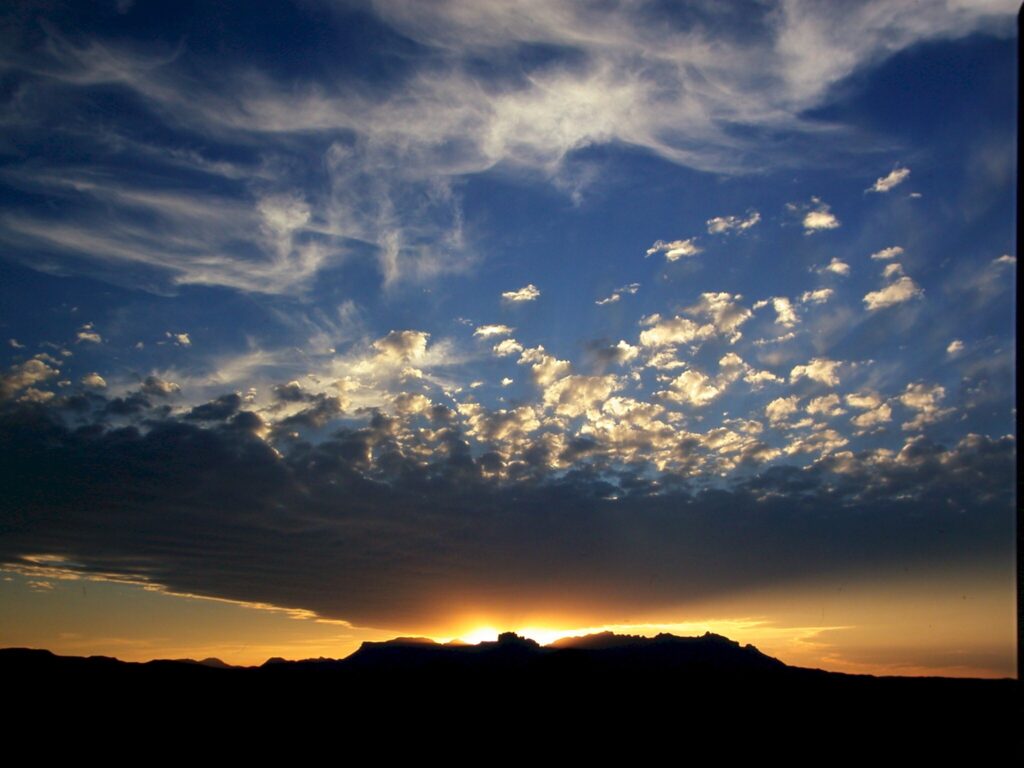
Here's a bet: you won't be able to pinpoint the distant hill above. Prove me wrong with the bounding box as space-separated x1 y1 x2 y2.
2 633 1018 756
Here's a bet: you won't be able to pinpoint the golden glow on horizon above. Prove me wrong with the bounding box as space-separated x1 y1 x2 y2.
445 618 845 653
458 627 500 645
2 562 1015 678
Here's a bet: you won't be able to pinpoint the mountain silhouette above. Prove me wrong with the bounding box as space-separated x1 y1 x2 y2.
2 633 1018 757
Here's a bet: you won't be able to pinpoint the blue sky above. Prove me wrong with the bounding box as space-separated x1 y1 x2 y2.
0 1 1017 674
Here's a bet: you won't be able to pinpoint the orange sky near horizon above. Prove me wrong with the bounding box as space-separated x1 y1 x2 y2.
1 560 1014 679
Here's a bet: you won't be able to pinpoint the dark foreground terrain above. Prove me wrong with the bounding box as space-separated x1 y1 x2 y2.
4 631 1019 756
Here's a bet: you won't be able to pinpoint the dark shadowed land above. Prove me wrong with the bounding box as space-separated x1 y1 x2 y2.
4 631 1019 756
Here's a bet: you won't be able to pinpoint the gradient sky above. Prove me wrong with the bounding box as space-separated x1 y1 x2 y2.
0 0 1017 677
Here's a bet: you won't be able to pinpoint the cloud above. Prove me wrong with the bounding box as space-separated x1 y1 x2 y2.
645 239 701 261
863 276 923 311
899 383 954 431
167 332 192 347
657 369 721 407
790 358 842 387
766 396 801 425
993 254 1015 265
9 339 25 349
782 428 849 457
474 324 515 338
81 372 107 389
638 314 715 348
76 327 102 344
882 263 904 279
821 258 850 276
18 388 56 404
186 394 243 421
0 389 1013 629
685 292 753 342
0 358 60 400
518 346 571 386
706 211 760 235
0 2 1012 300
372 330 430 363
541 374 621 418
868 167 911 193
800 288 833 304
493 338 525 357
845 391 883 410
590 340 639 367
502 284 541 302
141 375 181 397
391 392 433 416
596 283 640 306
870 246 904 261
770 297 798 328
850 403 892 430
806 394 845 417
800 199 840 233
946 340 964 356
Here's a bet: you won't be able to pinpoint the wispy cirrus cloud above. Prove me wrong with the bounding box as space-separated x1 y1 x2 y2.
0 2 1011 295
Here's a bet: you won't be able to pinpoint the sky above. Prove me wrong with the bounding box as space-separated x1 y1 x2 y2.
0 0 1017 677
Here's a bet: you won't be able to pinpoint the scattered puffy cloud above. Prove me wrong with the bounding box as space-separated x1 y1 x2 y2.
850 402 892 430
645 350 686 370
76 324 102 344
870 246 904 260
770 297 798 327
706 211 760 235
783 427 849 456
19 388 56 403
882 263 904 279
519 346 572 386
863 276 923 310
717 352 781 389
753 331 798 347
790 358 842 387
993 254 1015 265
493 338 525 357
542 374 622 418
899 383 954 430
685 292 752 342
81 372 107 389
166 332 192 347
592 340 639 367
502 284 541 302
821 258 850 276
845 391 884 411
806 394 845 417
500 377 513 387
141 375 181 397
8 339 25 349
799 198 840 233
800 288 834 304
946 340 964 356
638 314 715 348
474 324 514 338
868 167 911 193
645 238 701 261
392 392 432 416
596 283 640 306
766 395 801 425
372 330 430 364
657 369 721 407
0 358 60 400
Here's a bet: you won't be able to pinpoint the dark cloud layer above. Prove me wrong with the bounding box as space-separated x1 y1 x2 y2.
0 398 1013 629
